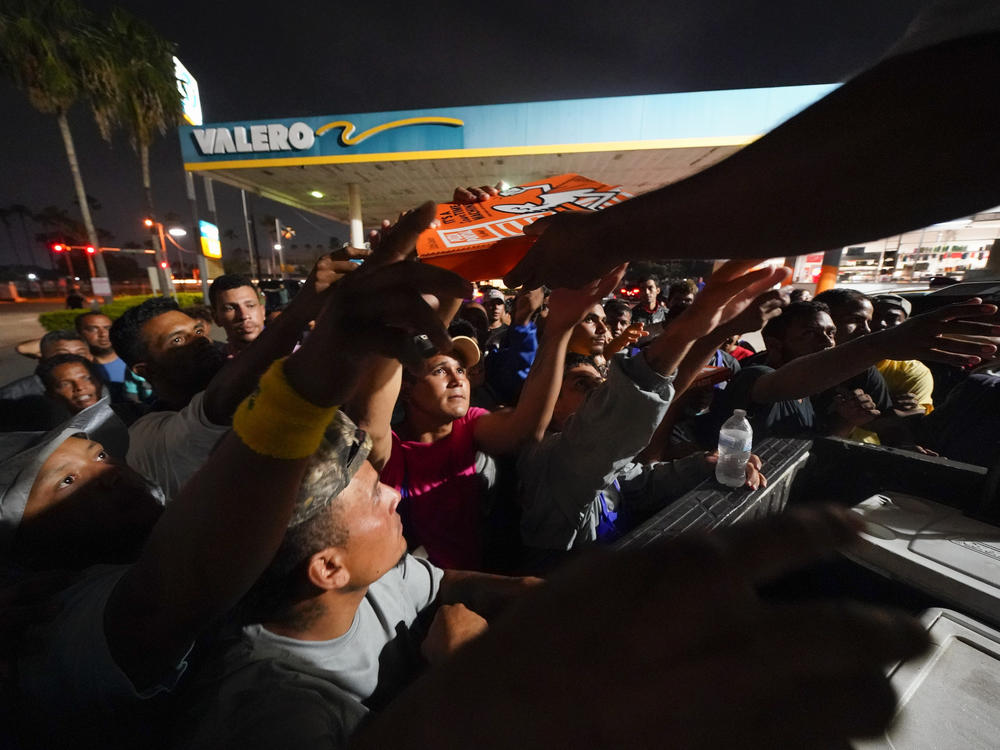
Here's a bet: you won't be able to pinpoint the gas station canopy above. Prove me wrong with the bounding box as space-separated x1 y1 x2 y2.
179 84 837 225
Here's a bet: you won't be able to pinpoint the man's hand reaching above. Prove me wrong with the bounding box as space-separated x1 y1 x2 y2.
876 298 1000 367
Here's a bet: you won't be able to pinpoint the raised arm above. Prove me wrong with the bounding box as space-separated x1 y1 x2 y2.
506 25 1000 289
103 261 471 690
471 266 626 456
200 250 364 425
751 299 1000 404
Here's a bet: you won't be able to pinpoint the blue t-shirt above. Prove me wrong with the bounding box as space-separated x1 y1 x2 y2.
99 357 127 384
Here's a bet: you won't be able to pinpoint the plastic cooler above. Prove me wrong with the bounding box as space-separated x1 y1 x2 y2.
615 437 812 550
855 608 1000 750
847 492 1000 625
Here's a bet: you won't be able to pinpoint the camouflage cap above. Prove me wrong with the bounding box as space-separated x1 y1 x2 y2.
291 410 372 528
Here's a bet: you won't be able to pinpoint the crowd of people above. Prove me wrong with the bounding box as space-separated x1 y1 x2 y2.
0 3 999 747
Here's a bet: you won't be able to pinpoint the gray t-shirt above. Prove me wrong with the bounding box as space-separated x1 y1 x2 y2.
179 554 444 750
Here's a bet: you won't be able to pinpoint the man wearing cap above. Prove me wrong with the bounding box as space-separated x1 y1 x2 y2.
481 287 507 331
871 293 935 414
375 271 624 570
177 410 539 749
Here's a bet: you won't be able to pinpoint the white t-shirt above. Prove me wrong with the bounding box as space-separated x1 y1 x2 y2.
180 554 444 750
126 391 229 503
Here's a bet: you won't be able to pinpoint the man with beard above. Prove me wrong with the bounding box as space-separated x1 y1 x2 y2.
209 274 267 357
110 257 344 501
76 312 126 392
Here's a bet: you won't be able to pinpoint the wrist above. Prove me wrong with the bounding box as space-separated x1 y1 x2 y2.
284 340 365 407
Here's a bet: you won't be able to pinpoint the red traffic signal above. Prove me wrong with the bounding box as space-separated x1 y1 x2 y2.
85 245 96 254
159 261 169 269
51 243 64 252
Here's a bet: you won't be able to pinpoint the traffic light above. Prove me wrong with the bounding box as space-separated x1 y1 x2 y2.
159 261 169 269
85 246 95 254
51 243 64 253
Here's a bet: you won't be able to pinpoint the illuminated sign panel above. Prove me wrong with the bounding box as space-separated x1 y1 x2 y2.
174 56 203 127
199 220 221 259
179 84 840 169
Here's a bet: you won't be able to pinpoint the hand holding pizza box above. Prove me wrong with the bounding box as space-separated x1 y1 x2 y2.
417 174 631 282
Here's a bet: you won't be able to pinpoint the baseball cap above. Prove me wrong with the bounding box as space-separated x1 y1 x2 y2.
871 294 912 317
0 397 131 552
450 335 481 367
482 288 505 304
291 410 372 528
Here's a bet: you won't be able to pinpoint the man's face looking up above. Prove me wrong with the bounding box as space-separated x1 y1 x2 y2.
213 286 265 348
569 305 609 357
406 354 471 423
830 299 874 344
779 312 838 362
135 311 224 398
78 314 114 356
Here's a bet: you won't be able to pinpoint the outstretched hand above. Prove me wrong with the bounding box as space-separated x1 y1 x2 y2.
877 297 1000 366
504 211 612 290
718 288 788 339
545 264 628 332
285 260 472 406
677 260 791 337
606 321 646 355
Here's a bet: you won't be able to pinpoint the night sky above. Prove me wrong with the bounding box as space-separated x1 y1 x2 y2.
0 0 930 266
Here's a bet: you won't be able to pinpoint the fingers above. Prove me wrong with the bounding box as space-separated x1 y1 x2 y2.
369 201 437 265
711 505 863 586
360 260 472 302
452 185 498 203
594 263 629 298
521 214 555 237
931 298 997 322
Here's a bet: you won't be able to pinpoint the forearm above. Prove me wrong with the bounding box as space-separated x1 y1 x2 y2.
589 36 1000 263
752 337 882 403
343 357 401 471
641 318 707 378
672 333 727 397
202 308 310 424
438 570 539 620
474 326 572 454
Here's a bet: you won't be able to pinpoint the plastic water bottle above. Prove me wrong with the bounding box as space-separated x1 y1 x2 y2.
716 409 753 488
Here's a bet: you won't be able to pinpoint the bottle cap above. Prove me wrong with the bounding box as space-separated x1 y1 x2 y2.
733 409 746 417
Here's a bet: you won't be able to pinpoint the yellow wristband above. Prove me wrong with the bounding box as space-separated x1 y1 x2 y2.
233 358 339 459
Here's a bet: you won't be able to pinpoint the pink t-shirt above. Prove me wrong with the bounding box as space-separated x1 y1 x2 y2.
381 407 489 570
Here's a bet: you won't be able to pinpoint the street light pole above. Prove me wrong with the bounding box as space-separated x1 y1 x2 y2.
145 218 173 297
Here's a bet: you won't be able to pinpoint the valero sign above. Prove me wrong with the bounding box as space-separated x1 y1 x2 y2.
184 115 464 161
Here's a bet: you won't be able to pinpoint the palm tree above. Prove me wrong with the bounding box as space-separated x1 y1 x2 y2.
9 204 36 264
0 208 24 265
88 7 182 220
0 0 109 279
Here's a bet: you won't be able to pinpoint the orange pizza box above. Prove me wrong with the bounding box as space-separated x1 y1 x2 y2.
691 366 732 389
416 174 631 282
